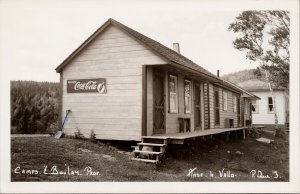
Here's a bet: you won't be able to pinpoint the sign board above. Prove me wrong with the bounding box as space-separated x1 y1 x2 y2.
67 78 107 93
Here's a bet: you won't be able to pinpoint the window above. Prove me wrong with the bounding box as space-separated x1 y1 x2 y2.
184 80 191 113
233 95 237 112
223 91 228 111
268 97 274 112
252 100 259 113
169 75 178 113
214 90 220 125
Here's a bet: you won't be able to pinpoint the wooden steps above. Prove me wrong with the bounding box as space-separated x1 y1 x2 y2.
133 150 162 155
137 142 166 147
131 136 168 164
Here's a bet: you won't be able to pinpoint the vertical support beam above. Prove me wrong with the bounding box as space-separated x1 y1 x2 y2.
58 73 63 129
225 132 230 142
142 65 147 136
242 129 246 139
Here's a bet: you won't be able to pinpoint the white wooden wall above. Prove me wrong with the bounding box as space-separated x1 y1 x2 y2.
251 91 286 125
62 25 167 140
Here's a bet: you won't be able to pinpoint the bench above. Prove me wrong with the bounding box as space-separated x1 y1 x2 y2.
178 118 191 133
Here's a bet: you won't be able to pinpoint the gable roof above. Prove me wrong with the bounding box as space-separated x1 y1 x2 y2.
237 79 285 92
55 18 220 81
224 80 260 100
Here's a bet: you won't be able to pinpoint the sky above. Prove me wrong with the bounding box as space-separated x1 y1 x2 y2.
0 0 290 82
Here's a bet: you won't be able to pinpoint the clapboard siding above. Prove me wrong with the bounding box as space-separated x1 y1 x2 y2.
63 76 141 85
63 110 141 118
62 25 167 141
218 88 239 128
63 68 142 77
63 88 142 96
251 91 286 125
64 128 141 140
74 50 155 62
209 83 215 128
203 83 210 129
62 95 141 102
67 118 140 125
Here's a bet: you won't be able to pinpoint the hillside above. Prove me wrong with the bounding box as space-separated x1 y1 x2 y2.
11 81 60 134
221 69 261 84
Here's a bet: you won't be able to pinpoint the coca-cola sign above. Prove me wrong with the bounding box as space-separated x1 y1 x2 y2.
67 78 107 93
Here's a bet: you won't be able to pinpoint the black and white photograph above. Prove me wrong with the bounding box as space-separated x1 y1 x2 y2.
0 0 299 193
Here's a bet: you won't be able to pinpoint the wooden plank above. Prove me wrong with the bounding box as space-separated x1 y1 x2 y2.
63 68 142 78
137 143 166 147
69 55 166 66
62 95 140 102
131 158 157 163
66 117 140 125
142 65 147 136
149 127 245 140
133 150 162 155
63 89 142 96
63 102 141 108
64 127 140 135
74 50 157 62
58 73 63 129
85 43 142 53
146 67 154 136
82 46 149 56
62 111 141 119
63 76 141 85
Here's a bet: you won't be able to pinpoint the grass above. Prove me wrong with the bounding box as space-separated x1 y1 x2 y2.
11 131 289 181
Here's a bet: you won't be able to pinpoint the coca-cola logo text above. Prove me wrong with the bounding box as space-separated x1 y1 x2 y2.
67 79 107 94
74 81 97 91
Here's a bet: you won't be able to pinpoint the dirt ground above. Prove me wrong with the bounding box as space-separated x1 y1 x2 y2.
11 131 289 182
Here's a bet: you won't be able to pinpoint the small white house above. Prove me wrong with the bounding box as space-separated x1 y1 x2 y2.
237 79 289 129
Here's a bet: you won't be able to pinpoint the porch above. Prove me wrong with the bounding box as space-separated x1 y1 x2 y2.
145 127 247 144
132 127 247 163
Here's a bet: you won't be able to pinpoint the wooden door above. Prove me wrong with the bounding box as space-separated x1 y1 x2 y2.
153 69 165 134
194 83 202 130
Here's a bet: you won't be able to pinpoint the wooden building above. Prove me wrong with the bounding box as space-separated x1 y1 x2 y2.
237 79 288 130
55 18 257 144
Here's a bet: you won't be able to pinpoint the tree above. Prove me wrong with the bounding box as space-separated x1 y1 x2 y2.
228 11 290 89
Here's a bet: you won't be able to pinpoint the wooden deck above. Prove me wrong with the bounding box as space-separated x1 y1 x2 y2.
143 127 247 144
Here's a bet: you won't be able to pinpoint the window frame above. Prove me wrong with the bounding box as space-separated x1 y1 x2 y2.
184 79 192 114
267 97 275 113
223 91 228 111
169 74 178 113
251 99 259 114
233 95 237 112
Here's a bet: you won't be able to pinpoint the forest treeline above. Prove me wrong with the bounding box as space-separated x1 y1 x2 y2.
11 81 60 134
221 69 261 84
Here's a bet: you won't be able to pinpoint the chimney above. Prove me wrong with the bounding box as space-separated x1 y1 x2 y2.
173 43 180 54
217 70 220 77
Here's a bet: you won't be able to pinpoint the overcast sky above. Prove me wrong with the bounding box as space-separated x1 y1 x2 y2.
0 0 292 82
